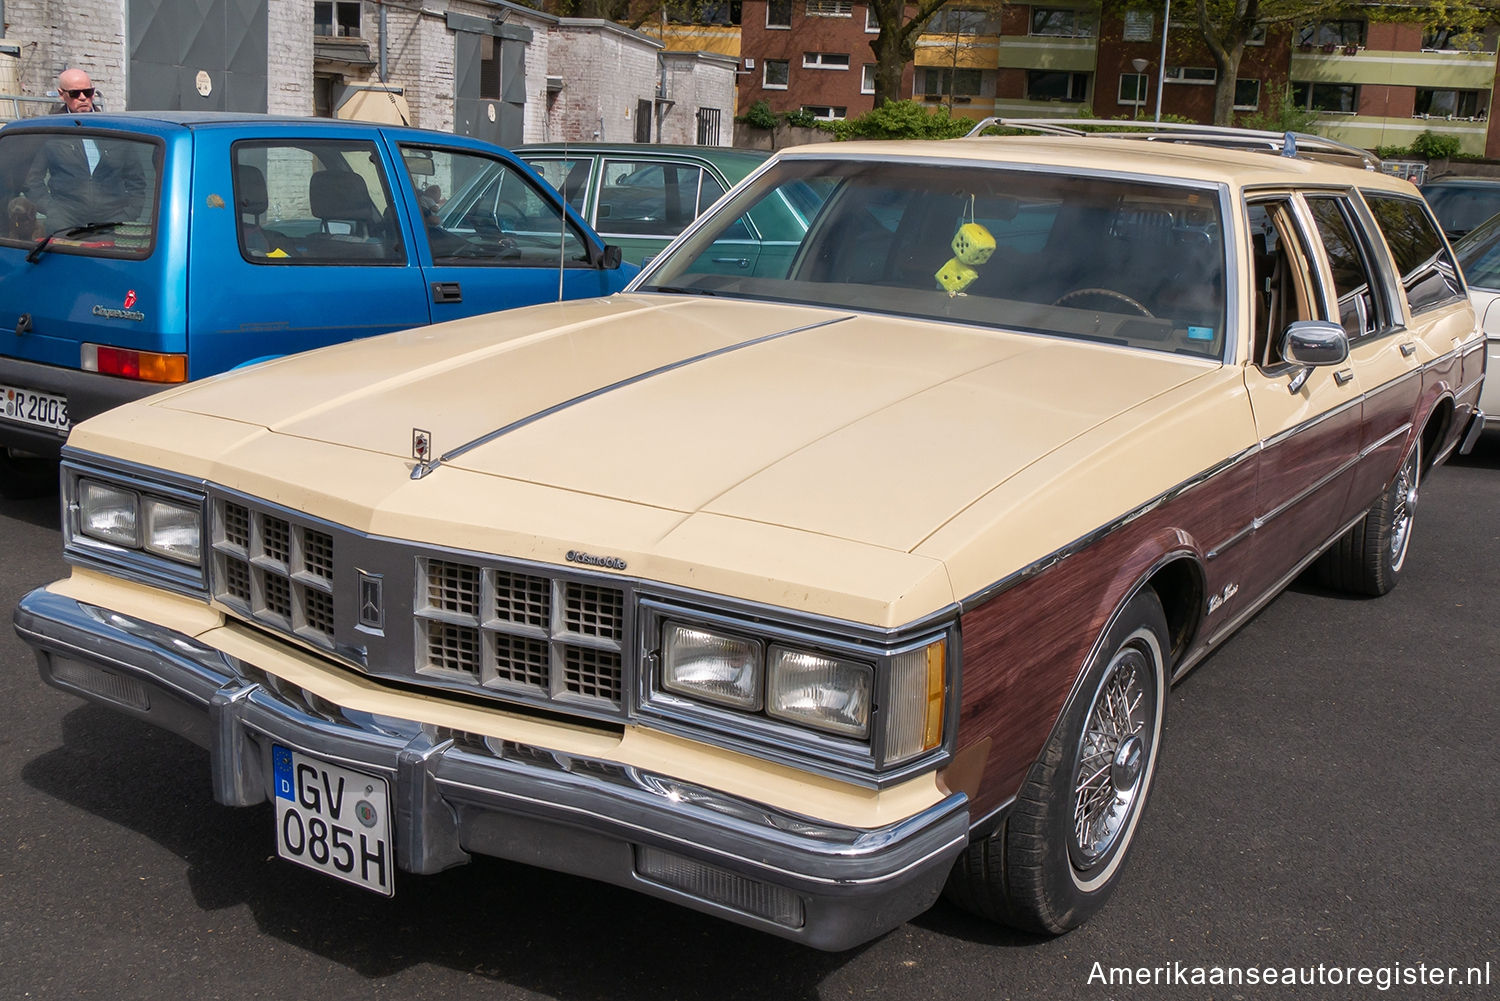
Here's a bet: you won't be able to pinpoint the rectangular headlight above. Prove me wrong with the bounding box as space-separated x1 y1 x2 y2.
767 646 872 738
142 496 202 564
78 479 140 547
661 622 763 709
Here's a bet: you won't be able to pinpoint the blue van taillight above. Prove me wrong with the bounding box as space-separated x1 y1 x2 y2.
81 344 188 383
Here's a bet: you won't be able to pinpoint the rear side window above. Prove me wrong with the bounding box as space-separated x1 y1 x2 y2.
232 139 404 264
595 159 709 237
1362 191 1465 313
1305 195 1384 341
0 129 160 258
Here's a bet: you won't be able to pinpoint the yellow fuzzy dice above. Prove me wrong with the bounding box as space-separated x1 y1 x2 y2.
951 222 996 266
936 257 978 293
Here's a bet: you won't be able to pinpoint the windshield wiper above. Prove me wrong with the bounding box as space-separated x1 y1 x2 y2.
26 221 127 263
647 285 719 296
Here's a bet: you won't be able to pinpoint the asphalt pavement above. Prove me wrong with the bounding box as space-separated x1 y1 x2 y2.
2 439 1497 1000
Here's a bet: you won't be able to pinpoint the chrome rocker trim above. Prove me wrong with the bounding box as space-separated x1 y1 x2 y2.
13 587 969 952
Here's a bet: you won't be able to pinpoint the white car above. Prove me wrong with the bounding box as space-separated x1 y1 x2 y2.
1453 214 1500 427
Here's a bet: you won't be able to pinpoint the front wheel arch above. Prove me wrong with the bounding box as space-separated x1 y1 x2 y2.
943 586 1172 933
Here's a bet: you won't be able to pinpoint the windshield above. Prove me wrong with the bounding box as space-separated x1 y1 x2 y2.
1421 182 1500 238
639 158 1228 359
0 129 160 258
1454 212 1500 289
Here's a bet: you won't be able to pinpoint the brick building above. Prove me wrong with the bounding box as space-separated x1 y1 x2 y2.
738 1 1500 157
738 0 912 121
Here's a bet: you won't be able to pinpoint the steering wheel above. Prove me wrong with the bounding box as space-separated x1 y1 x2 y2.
1052 287 1154 317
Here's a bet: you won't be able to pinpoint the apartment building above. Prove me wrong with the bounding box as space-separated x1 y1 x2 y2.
738 1 1500 157
738 0 912 121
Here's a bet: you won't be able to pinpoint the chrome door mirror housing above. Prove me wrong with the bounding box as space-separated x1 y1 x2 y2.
1281 320 1350 366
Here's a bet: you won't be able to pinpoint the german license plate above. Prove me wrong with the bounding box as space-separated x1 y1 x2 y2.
1 384 70 432
273 745 393 896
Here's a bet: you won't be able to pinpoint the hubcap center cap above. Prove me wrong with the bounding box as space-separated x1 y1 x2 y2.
1111 735 1144 793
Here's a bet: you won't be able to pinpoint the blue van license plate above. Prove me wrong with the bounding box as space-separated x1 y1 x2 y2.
2 385 70 432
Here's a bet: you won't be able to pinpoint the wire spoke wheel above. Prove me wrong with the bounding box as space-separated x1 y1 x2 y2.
1069 647 1152 872
1387 449 1419 574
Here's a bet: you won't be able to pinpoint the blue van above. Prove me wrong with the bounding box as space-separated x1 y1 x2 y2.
0 112 634 494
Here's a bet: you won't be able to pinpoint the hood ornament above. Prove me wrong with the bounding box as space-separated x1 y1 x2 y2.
411 428 436 479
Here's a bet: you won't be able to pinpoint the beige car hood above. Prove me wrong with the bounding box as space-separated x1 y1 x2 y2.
150 294 1212 553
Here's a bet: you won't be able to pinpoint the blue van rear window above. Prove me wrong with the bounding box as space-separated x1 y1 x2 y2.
0 130 159 259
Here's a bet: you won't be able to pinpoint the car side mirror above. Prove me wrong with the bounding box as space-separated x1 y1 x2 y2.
1280 320 1349 367
599 244 622 270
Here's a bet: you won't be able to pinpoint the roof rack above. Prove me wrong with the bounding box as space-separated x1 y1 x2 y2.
960 118 1382 171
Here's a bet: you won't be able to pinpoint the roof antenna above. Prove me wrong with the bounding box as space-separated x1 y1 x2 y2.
557 139 568 303
1281 132 1297 158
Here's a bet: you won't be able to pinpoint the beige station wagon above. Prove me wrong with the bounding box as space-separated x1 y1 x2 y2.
14 124 1487 950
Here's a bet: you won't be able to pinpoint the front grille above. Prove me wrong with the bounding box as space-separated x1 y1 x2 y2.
416 557 626 707
208 493 633 720
213 500 337 649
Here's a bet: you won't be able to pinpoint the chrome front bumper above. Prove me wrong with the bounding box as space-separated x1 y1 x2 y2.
14 587 970 951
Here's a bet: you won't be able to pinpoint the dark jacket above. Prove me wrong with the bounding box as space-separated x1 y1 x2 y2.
23 132 145 231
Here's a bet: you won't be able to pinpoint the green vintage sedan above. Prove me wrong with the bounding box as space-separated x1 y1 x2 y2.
517 143 812 268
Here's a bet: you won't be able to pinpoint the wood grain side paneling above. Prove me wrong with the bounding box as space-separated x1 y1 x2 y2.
954 455 1262 822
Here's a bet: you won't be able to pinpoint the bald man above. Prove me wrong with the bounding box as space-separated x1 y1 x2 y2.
24 68 145 230
55 68 98 114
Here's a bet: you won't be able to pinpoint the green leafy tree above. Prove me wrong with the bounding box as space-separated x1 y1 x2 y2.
829 99 977 139
867 0 1009 104
1182 0 1495 126
1239 80 1320 132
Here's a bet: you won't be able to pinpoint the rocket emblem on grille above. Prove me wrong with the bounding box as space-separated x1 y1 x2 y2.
357 569 385 630
412 428 432 464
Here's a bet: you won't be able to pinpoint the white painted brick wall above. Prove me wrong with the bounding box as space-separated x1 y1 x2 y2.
4 0 128 110
3 0 736 145
545 21 660 143
267 0 313 116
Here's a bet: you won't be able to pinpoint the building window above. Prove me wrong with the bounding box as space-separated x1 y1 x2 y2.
1422 27 1491 52
763 59 790 89
927 7 999 34
1027 70 1089 103
1415 88 1488 118
1291 82 1358 113
479 35 501 99
666 0 741 24
805 0 853 16
1234 78 1261 110
1164 66 1217 84
1118 73 1147 106
865 6 879 32
1296 20 1366 47
1122 11 1153 42
923 67 982 97
861 64 876 94
314 1 361 38
1030 8 1094 38
803 52 851 69
801 105 847 120
767 0 792 28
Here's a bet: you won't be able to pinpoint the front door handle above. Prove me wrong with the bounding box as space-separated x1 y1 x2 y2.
431 281 463 304
712 257 750 269
1333 368 1355 386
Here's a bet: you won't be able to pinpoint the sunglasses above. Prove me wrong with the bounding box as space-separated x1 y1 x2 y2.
64 88 95 99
